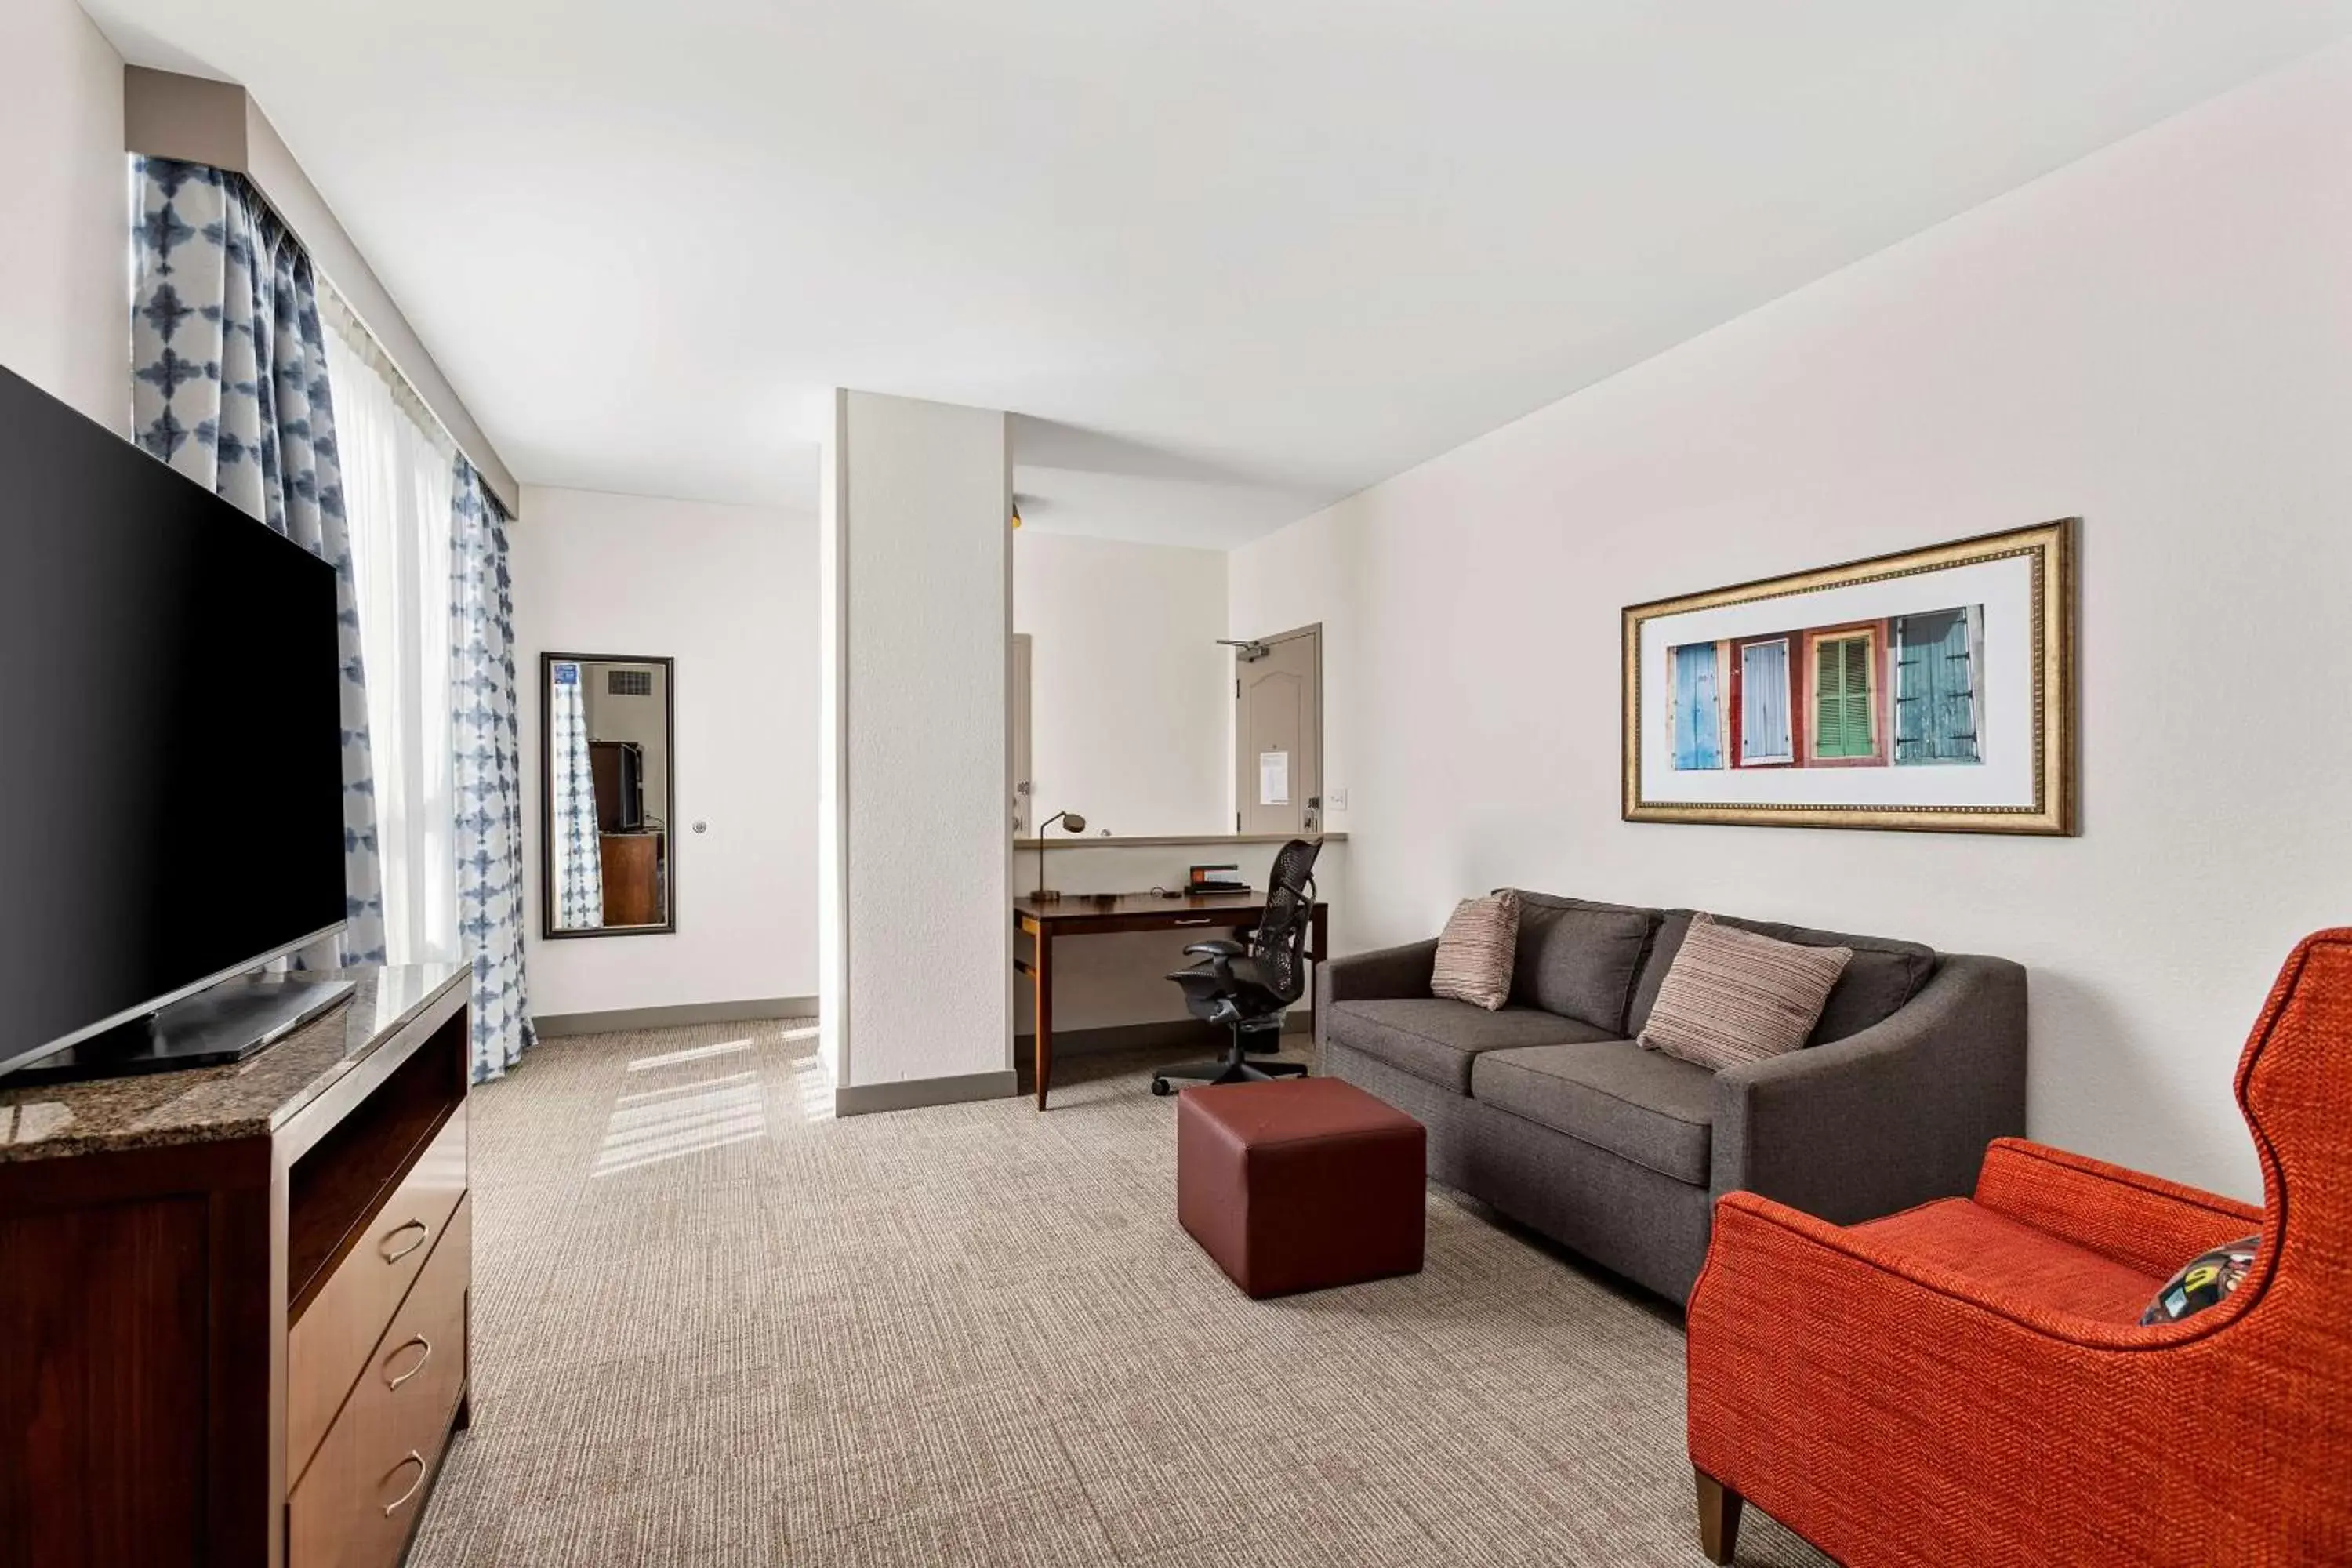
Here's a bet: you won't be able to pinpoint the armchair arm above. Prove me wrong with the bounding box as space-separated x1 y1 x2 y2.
1686 1189 2255 1565
1183 939 1247 960
1316 938 1439 1007
1973 1137 2263 1277
1689 1189 2195 1462
1711 953 2027 1223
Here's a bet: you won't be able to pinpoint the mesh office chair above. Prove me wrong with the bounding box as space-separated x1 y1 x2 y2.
1151 837 1321 1097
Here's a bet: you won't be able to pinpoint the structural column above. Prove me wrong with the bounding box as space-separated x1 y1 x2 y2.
819 390 1014 1113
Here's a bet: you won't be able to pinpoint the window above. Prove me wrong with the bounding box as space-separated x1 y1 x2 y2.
1810 630 1876 760
1738 638 1792 764
324 291 459 966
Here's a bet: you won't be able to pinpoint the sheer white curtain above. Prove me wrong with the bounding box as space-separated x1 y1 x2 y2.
326 307 459 966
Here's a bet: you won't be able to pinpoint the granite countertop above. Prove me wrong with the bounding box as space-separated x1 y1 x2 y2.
0 964 468 1163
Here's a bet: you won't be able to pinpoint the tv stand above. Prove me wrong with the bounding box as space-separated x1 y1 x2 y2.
0 964 470 1568
11 975 358 1084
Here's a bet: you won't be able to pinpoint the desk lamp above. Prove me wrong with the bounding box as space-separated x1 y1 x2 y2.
1032 810 1087 902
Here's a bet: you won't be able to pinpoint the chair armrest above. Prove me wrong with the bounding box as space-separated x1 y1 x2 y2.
1684 1189 2192 1495
1973 1138 2263 1277
1316 938 1439 1007
1711 953 2027 1223
1697 1189 2178 1359
1183 939 1247 959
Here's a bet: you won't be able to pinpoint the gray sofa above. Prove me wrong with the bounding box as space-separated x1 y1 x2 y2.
1316 891 2027 1305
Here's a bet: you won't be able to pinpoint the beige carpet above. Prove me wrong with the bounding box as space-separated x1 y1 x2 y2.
412 1020 1833 1567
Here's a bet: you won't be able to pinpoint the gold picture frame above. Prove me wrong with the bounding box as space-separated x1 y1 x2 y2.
1621 519 2076 834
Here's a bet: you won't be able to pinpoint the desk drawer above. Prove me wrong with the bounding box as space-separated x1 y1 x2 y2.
289 1192 469 1568
289 1104 467 1483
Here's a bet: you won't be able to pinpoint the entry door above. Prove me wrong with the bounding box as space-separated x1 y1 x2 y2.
1234 626 1322 835
1011 633 1033 834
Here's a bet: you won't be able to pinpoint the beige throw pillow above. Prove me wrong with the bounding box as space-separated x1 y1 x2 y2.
1431 891 1522 1011
1639 913 1852 1071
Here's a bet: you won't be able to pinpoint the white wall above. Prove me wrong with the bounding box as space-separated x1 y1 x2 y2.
1229 42 2352 1202
1 0 125 432
1014 529 1229 836
825 391 1011 1092
514 485 818 1018
1010 530 1233 1036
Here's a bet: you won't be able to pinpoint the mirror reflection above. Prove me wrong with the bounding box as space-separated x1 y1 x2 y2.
543 654 674 937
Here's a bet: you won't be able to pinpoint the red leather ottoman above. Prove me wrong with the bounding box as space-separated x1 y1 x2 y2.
1176 1077 1425 1298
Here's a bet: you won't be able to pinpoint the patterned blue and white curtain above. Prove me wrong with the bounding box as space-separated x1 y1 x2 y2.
132 157 387 967
549 662 606 931
452 463 536 1080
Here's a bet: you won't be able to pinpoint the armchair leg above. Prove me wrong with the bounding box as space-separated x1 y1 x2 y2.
1695 1470 1744 1565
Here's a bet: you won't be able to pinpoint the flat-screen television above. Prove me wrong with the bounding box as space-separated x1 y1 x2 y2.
0 363 350 1079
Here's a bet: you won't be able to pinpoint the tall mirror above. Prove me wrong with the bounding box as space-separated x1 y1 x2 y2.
542 653 676 938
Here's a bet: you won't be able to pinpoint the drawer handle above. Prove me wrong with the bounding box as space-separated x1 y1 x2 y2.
379 1218 430 1265
383 1334 433 1391
381 1451 426 1516
1174 916 1214 926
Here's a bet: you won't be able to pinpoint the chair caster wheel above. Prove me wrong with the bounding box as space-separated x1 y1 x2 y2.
1150 1077 1174 1097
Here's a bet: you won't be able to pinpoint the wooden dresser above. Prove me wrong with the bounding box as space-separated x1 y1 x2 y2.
0 965 472 1568
597 830 664 927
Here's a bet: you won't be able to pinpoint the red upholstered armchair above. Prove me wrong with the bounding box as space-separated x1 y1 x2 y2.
1685 931 2352 1566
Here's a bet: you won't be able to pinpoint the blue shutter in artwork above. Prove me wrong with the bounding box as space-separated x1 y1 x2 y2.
1893 608 1980 764
1739 639 1792 763
1671 643 1725 771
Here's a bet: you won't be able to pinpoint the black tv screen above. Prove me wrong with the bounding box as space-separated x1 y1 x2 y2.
0 365 348 1076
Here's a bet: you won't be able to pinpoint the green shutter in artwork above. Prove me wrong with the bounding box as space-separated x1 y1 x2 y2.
1813 633 1875 758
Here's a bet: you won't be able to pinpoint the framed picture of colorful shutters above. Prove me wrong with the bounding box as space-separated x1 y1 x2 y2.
1622 519 2076 834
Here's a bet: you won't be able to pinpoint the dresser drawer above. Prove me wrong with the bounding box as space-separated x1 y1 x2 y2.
289 1191 469 1568
289 1104 467 1485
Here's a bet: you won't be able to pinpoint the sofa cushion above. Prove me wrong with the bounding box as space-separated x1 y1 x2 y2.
1324 998 1613 1094
1638 913 1852 1072
1502 891 1661 1033
1472 1039 1717 1185
1431 891 1522 1011
1628 909 1934 1046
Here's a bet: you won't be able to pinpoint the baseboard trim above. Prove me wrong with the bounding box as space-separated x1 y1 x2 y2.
834 1069 1018 1117
1013 1012 1312 1058
533 996 818 1039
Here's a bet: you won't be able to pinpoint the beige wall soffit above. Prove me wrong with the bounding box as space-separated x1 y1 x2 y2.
123 66 521 517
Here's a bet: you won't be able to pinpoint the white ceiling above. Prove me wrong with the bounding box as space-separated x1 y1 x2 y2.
85 1 2352 547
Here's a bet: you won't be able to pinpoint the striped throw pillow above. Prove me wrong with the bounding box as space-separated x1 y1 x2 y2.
1638 913 1852 1071
1431 891 1523 1011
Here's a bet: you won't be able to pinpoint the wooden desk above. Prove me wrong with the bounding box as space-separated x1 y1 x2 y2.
1014 892 1328 1110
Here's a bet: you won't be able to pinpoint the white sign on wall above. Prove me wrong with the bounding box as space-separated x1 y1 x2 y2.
1258 750 1290 806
